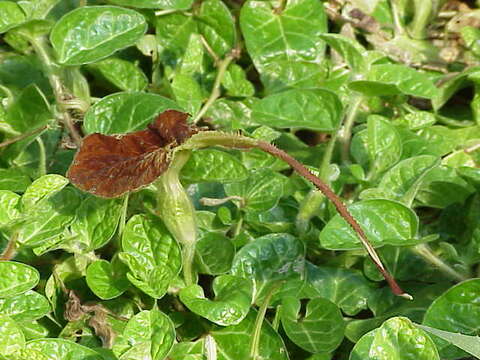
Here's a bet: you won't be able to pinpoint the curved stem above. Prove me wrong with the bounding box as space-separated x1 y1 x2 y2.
0 232 18 261
36 137 47 177
338 95 362 163
0 125 47 148
412 244 467 282
182 243 195 286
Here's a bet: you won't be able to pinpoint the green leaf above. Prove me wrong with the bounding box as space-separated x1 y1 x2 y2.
21 174 68 210
87 58 148 92
366 115 402 175
222 64 255 97
171 73 203 116
0 261 39 298
83 92 181 135
306 263 374 316
50 6 147 65
232 233 305 285
211 310 288 360
0 290 50 322
224 168 287 212
252 89 343 131
0 191 21 227
417 324 480 359
120 214 181 298
26 338 103 360
106 0 193 9
181 149 248 183
179 275 253 326
350 317 439 360
0 2 26 33
0 315 25 355
115 309 175 360
281 296 345 353
365 155 440 206
318 33 367 71
319 199 419 250
0 169 31 192
195 232 235 275
423 279 480 358
6 84 50 134
396 111 436 130
205 97 259 130
69 196 122 251
86 259 129 300
240 0 327 78
349 64 440 98
198 0 235 58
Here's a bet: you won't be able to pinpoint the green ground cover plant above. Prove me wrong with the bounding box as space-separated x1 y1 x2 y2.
0 0 480 359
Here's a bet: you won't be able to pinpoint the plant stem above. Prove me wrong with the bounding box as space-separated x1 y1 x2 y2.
250 283 280 359
412 244 467 282
0 232 18 261
36 137 47 177
192 54 234 124
338 95 362 163
0 125 47 148
182 243 195 286
118 194 129 238
389 0 406 36
29 36 82 146
272 305 282 331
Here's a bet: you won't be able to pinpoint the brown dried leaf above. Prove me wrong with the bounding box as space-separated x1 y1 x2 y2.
67 110 195 198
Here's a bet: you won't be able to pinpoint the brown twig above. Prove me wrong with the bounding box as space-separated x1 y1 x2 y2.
0 233 18 260
256 140 412 300
0 126 47 148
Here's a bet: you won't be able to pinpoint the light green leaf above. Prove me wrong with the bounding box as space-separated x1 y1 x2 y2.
179 275 253 326
0 315 25 355
319 199 419 250
318 33 367 71
50 6 147 65
205 97 259 130
0 2 26 33
396 111 436 130
0 261 39 298
171 73 203 116
26 338 103 360
0 191 21 227
252 89 342 131
198 0 235 58
350 317 439 360
116 309 175 360
181 149 248 183
281 296 345 353
86 259 129 300
0 290 50 322
222 64 255 97
83 92 181 135
21 174 68 210
87 58 148 92
106 0 193 9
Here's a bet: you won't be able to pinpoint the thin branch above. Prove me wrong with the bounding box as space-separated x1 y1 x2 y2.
0 125 47 148
256 140 412 299
0 232 18 261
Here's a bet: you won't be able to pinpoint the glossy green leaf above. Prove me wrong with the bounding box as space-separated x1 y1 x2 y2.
6 84 50 134
86 259 129 300
0 191 21 227
181 149 248 183
349 64 439 98
318 33 367 71
206 97 259 130
0 261 39 298
281 296 345 353
417 324 480 359
195 232 235 275
120 214 181 298
198 0 235 57
87 58 148 92
367 155 440 206
350 317 439 360
224 168 287 212
0 2 26 34
83 92 181 135
252 89 342 131
396 111 436 130
0 315 25 355
21 174 68 210
115 309 175 360
222 64 255 97
50 6 147 65
0 290 50 322
240 0 327 76
69 196 122 251
306 263 374 316
423 279 480 358
211 310 288 360
232 233 305 284
319 199 419 250
0 168 31 192
26 338 103 360
366 115 402 175
171 73 203 116
180 275 253 326
107 0 193 9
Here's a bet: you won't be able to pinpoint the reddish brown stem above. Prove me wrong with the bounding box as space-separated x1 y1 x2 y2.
255 140 412 300
0 126 47 148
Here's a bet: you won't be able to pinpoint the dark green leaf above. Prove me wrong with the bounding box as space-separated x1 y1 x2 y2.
107 0 193 9
87 58 148 92
195 232 235 275
86 259 129 300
